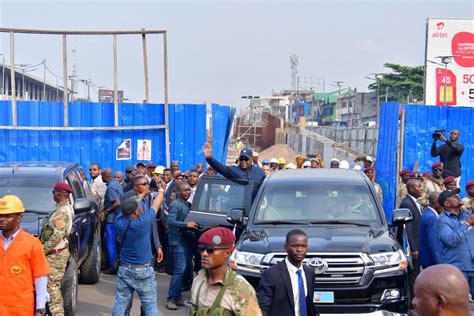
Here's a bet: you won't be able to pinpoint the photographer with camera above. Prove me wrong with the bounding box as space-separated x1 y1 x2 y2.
431 129 464 185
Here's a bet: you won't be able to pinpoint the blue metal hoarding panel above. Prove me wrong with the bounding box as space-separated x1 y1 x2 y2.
0 101 217 175
403 104 474 195
211 104 233 164
375 102 400 222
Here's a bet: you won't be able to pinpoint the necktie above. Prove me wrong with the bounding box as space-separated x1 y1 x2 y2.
297 269 307 316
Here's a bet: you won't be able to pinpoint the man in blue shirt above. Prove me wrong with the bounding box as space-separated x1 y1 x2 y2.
112 186 164 316
102 168 124 273
419 191 442 268
203 142 265 201
166 182 199 310
437 188 474 297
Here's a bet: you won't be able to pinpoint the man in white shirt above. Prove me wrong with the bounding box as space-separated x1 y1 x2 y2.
89 162 107 212
258 229 318 316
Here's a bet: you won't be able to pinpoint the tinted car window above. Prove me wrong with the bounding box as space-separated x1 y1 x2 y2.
67 171 85 199
196 182 247 215
254 182 381 224
0 175 57 213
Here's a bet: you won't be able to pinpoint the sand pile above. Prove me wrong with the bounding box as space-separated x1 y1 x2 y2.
259 144 300 163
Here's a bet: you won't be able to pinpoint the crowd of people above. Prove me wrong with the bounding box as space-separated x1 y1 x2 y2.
0 128 471 315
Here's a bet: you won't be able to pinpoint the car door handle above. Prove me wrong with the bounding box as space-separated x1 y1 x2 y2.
82 218 88 223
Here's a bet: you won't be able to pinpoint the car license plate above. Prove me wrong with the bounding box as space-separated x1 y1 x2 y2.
314 291 334 303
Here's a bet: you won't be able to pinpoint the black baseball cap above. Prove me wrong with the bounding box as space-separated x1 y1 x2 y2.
136 162 146 168
438 188 461 206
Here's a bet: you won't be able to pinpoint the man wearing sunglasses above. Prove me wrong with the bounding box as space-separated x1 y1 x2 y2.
431 129 464 185
425 162 445 196
203 142 265 201
189 227 261 315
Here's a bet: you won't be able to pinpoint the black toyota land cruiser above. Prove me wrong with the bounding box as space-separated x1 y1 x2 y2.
189 169 412 315
0 162 102 315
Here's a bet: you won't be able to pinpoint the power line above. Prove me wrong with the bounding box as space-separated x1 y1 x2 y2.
44 64 63 80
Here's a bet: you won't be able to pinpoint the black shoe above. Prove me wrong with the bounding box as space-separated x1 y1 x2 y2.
103 268 116 275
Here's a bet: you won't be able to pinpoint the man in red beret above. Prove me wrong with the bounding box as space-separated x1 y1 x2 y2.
425 162 445 196
189 227 261 315
364 167 383 204
397 169 410 206
39 182 74 315
443 176 457 191
461 180 474 211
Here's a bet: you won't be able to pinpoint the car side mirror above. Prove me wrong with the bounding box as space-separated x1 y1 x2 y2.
392 208 413 225
227 208 244 225
74 198 92 214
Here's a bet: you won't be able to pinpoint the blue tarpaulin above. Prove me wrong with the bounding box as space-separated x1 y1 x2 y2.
0 101 232 173
211 104 235 164
375 102 400 222
403 104 474 195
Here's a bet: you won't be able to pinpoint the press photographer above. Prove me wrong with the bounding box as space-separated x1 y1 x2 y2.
431 129 464 184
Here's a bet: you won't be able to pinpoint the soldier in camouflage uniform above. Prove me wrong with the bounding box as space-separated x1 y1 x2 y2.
461 180 474 211
189 227 262 316
40 182 74 316
397 169 410 207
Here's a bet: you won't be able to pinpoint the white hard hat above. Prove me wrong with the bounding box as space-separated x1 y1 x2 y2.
269 158 279 164
339 160 350 169
303 161 311 167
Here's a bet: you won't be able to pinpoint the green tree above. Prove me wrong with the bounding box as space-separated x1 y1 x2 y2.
368 63 424 103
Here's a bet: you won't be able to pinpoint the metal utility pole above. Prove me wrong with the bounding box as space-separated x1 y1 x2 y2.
290 54 299 91
0 54 4 100
42 59 46 101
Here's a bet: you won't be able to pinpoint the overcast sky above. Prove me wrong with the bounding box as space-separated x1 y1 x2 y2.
0 0 472 108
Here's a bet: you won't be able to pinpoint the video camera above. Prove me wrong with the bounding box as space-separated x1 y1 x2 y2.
432 129 446 141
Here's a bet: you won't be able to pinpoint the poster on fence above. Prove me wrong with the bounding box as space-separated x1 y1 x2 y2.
137 139 152 161
116 139 131 160
425 18 474 106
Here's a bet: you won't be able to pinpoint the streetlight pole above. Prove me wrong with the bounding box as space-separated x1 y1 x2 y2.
0 54 4 100
432 56 453 106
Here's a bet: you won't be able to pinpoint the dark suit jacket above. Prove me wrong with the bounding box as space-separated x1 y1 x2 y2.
258 260 318 316
164 181 176 207
419 207 441 268
400 195 422 252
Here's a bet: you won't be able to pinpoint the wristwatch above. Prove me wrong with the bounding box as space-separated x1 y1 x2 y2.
35 309 46 315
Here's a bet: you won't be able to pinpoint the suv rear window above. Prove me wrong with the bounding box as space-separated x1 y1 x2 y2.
0 175 58 214
196 182 248 215
254 182 381 224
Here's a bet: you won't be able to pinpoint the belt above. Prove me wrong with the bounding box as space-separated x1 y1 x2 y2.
119 263 152 270
47 247 68 255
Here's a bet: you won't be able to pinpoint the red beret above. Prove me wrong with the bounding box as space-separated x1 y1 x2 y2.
54 182 73 193
466 180 474 189
410 172 419 178
399 169 410 177
443 176 456 185
422 172 430 178
199 227 235 247
431 162 443 169
146 164 156 169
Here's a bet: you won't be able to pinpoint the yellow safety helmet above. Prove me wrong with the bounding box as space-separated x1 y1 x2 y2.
0 195 26 214
278 158 286 164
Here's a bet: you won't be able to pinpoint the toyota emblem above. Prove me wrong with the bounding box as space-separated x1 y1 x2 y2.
306 257 329 274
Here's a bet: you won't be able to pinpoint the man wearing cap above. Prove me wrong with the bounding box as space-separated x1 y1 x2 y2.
136 162 150 181
235 137 244 151
40 183 74 315
0 195 51 315
425 162 445 195
461 180 474 211
189 227 261 316
203 142 265 201
295 155 305 169
397 169 410 206
444 176 457 191
269 158 279 171
277 158 286 170
437 188 474 297
112 183 165 315
431 129 464 184
364 167 383 204
252 152 262 168
330 158 340 168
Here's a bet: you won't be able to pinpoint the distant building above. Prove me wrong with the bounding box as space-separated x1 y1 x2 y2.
98 89 124 103
336 90 377 126
0 65 66 101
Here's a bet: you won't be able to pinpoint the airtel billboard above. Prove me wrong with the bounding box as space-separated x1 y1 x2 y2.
424 18 474 106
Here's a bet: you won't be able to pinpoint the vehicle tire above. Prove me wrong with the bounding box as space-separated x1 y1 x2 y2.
61 257 78 316
79 232 101 284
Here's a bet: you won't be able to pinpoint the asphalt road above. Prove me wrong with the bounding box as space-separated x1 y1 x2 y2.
76 272 190 316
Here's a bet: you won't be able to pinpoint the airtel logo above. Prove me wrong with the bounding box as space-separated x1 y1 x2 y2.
436 22 445 30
